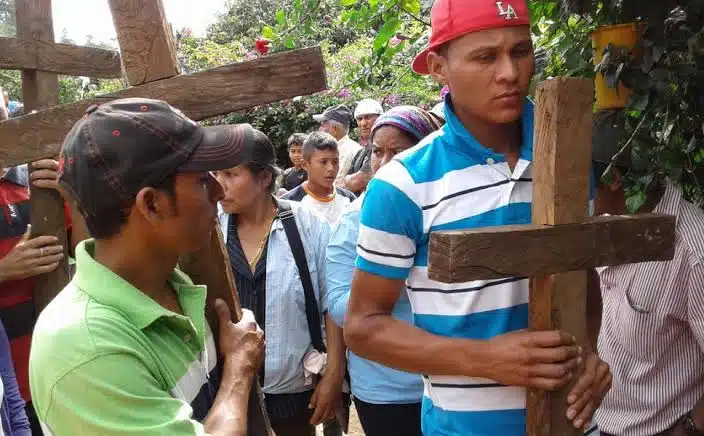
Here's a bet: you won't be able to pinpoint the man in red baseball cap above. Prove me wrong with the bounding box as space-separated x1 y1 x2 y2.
345 0 612 435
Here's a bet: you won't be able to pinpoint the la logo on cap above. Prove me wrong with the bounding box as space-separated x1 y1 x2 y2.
496 1 519 20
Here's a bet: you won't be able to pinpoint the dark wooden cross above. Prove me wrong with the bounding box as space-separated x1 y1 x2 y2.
0 1 328 434
427 78 676 436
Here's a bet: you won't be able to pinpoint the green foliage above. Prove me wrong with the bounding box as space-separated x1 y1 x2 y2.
0 0 14 38
176 31 244 73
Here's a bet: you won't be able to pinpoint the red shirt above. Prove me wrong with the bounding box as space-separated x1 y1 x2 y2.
0 166 71 402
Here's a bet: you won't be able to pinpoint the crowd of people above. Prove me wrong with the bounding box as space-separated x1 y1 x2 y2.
0 0 701 435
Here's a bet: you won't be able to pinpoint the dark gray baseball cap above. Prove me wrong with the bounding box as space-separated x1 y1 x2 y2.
58 98 255 218
313 104 353 125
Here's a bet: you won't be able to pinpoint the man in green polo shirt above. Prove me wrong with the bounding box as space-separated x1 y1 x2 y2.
29 98 265 435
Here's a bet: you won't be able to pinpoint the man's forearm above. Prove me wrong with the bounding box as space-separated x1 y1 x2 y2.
203 358 254 436
345 312 488 378
325 313 346 379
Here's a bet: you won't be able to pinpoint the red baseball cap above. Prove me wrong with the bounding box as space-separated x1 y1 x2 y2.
412 0 531 75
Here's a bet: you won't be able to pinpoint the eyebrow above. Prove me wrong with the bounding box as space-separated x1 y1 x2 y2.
466 38 532 54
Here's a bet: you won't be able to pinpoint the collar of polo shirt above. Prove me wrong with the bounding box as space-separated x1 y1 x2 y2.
443 95 535 164
73 240 207 335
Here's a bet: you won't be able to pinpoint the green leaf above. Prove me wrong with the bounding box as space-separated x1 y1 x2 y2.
262 26 275 39
401 0 421 15
285 36 295 49
341 0 357 6
276 10 285 26
373 17 400 51
625 191 648 213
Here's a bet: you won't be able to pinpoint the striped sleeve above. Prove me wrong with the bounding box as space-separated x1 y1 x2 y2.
356 164 423 280
687 261 704 352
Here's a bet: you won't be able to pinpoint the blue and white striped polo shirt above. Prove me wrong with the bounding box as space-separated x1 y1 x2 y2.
357 97 544 435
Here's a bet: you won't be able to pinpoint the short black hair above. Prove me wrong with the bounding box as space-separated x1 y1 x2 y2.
83 173 177 239
245 129 279 193
288 133 308 150
303 131 338 161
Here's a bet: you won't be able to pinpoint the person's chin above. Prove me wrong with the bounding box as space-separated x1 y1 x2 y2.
488 106 524 124
219 200 238 215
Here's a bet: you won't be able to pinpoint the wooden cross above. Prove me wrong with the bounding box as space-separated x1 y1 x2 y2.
0 1 328 435
427 78 676 436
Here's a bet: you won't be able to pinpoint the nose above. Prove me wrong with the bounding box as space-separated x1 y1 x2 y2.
495 54 519 83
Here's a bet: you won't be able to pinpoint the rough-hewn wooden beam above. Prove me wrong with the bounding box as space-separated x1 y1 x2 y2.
179 223 273 436
15 0 70 314
0 37 122 78
0 46 327 168
428 213 676 282
107 0 180 86
528 78 594 436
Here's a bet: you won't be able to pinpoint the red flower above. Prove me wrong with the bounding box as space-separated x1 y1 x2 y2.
255 38 271 55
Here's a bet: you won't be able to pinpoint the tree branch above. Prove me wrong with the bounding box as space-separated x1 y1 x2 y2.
400 7 430 27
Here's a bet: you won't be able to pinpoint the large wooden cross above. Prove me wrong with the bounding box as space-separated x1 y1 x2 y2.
427 78 676 435
0 1 327 435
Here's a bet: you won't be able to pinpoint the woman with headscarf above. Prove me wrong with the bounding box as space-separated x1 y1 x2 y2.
326 106 443 436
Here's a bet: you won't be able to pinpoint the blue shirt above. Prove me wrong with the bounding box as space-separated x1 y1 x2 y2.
0 321 30 436
218 200 330 396
357 98 596 435
327 196 424 405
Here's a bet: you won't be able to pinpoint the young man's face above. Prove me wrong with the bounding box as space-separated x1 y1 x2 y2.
289 144 303 168
302 149 339 189
427 26 535 124
356 114 379 138
153 172 224 253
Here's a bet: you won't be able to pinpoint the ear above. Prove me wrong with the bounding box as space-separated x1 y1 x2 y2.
427 51 449 86
134 187 172 221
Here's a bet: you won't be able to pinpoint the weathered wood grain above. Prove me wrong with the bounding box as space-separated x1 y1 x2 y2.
0 46 327 168
428 213 676 282
180 222 274 436
528 78 594 436
15 0 70 314
0 37 122 78
107 0 180 86
533 78 594 226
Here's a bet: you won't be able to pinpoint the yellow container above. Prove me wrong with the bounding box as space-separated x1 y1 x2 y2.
591 23 640 110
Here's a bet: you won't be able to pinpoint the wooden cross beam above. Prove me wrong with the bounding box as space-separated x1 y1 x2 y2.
0 36 122 78
0 46 326 168
427 78 676 436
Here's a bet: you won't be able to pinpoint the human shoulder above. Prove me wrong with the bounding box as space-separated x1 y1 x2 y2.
676 197 704 264
32 282 157 386
335 187 357 202
281 185 306 202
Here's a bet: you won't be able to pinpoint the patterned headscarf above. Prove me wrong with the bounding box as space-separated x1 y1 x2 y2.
371 105 443 144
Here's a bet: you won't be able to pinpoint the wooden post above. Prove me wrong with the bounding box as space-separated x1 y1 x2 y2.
427 77 676 435
107 0 180 86
527 78 594 436
15 0 71 314
180 223 273 436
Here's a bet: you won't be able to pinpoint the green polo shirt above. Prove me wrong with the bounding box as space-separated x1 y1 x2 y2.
29 240 221 435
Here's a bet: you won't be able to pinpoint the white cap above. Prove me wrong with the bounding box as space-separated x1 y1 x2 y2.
354 98 383 119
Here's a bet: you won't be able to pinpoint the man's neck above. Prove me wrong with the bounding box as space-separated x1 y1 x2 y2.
93 236 178 306
304 180 334 199
454 104 522 155
237 194 277 227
